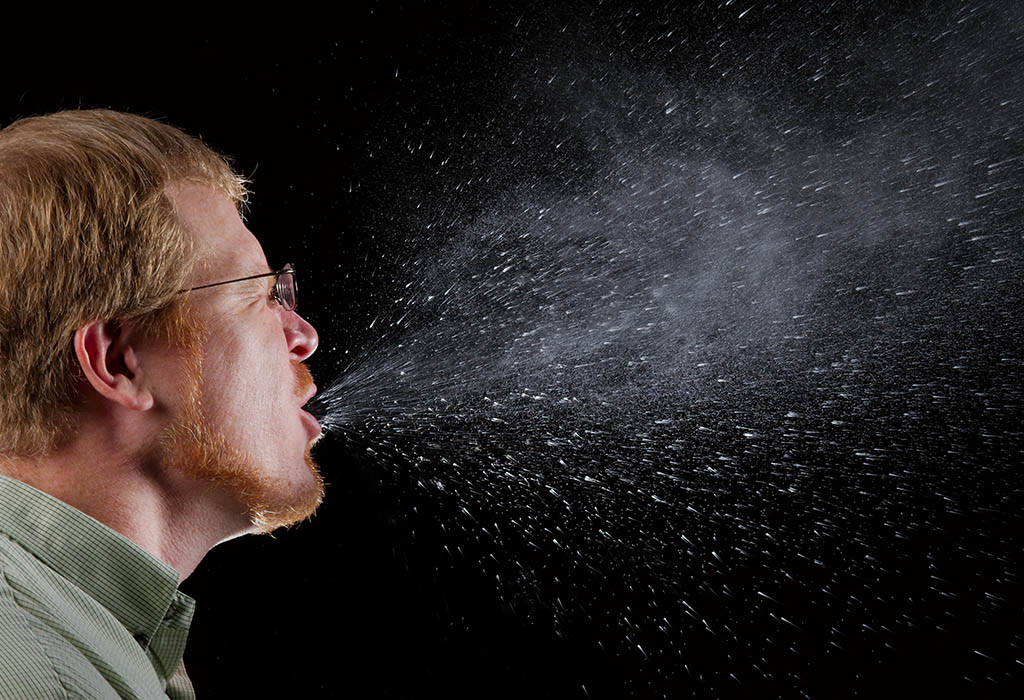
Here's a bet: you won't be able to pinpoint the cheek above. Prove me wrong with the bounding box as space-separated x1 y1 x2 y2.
201 330 283 436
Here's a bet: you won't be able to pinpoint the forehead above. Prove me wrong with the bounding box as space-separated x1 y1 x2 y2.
165 180 270 284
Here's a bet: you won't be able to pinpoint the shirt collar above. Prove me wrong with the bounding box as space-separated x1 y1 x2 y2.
0 474 188 647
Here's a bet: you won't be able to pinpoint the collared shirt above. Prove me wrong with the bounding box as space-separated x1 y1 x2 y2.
0 475 196 699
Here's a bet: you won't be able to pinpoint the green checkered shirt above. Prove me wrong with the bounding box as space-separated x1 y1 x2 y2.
0 475 196 699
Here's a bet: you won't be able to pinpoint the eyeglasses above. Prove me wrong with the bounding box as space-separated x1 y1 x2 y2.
178 263 298 311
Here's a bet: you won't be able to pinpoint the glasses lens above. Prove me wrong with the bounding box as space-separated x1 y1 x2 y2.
276 265 297 311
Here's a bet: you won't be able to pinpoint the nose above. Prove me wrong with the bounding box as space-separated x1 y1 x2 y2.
284 310 319 361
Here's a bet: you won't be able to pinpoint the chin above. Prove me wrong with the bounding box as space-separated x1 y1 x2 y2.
160 409 325 535
246 445 325 534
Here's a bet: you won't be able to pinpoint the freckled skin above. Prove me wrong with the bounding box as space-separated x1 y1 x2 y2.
165 182 322 532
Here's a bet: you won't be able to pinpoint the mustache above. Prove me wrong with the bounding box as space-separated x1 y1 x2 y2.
294 362 315 400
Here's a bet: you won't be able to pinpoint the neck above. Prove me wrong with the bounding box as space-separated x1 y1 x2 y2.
0 416 250 581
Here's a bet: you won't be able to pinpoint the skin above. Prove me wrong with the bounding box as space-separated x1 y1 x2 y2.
0 181 321 580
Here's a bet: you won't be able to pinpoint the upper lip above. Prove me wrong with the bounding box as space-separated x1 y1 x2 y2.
301 384 317 408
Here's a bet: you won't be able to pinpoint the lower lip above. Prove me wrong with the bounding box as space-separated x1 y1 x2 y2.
300 408 322 439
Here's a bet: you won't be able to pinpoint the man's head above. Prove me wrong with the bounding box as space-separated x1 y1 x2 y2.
0 110 323 531
0 109 245 454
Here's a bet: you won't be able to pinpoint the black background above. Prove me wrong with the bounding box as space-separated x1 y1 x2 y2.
3 3 1023 698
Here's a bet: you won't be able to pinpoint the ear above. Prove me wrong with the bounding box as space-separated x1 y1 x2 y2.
73 320 154 412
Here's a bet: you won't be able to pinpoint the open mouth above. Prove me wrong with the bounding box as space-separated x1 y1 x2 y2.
299 381 321 438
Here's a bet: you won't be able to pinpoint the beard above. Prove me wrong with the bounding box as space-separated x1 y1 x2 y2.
156 341 324 535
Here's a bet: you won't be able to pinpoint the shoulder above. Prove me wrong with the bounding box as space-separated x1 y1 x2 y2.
0 564 69 699
0 550 118 700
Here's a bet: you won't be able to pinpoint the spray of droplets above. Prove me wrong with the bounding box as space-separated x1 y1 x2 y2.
310 4 1023 696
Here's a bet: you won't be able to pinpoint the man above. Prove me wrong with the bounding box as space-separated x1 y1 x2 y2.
0 110 323 698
